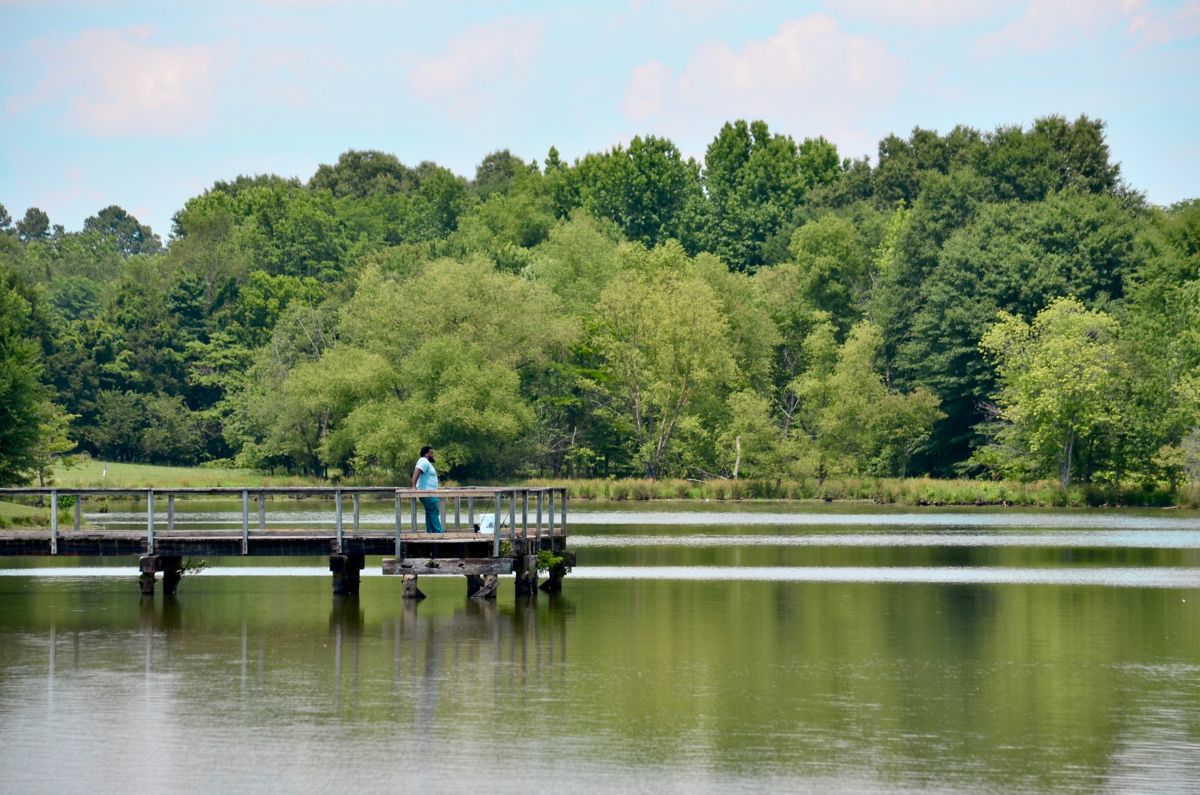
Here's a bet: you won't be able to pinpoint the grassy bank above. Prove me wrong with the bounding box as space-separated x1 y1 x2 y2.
0 499 64 529
529 476 1193 508
50 459 321 489
29 460 1198 508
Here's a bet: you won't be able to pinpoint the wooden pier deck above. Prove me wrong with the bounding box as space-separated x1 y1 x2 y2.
0 486 572 600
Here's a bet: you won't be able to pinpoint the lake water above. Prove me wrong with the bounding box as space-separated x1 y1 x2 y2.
2 502 1198 792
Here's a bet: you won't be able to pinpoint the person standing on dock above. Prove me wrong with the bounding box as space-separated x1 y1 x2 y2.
412 446 444 534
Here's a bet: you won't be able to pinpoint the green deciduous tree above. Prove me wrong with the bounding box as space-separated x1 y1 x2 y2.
894 189 1139 470
473 149 532 199
529 210 624 313
792 320 942 477
573 135 702 249
345 337 532 477
0 273 49 484
29 401 78 487
83 205 162 256
309 150 419 198
979 297 1125 487
16 207 50 244
720 389 788 479
590 242 737 477
700 120 815 272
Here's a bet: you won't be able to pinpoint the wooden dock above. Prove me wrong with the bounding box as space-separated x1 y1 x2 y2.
0 486 573 600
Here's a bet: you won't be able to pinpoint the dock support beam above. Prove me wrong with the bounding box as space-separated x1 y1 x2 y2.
138 555 183 596
466 574 499 600
538 550 575 593
539 562 565 593
402 574 425 600
514 554 538 598
329 554 364 595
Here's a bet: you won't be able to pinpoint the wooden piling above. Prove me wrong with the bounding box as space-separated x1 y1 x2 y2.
161 556 183 595
329 553 364 595
514 553 538 597
402 574 425 600
139 554 184 596
466 574 499 600
138 554 157 595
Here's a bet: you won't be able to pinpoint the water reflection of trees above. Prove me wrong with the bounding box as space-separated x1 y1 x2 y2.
9 578 1199 790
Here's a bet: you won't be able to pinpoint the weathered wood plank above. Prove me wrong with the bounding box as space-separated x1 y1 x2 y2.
0 532 520 556
382 558 514 576
466 574 499 599
0 486 566 497
0 530 568 561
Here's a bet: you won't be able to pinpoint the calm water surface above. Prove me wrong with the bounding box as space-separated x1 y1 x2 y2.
1 503 1198 793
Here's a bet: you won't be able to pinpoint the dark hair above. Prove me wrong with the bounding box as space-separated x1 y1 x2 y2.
420 445 433 457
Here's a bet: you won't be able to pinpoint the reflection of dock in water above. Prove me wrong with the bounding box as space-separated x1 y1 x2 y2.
0 486 574 600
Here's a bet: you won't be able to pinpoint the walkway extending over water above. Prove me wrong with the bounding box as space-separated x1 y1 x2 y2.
0 486 572 600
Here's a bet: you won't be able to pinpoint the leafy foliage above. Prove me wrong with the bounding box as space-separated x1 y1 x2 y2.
1 115 1196 495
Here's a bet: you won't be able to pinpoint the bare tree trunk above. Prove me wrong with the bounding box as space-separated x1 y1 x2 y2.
1060 431 1075 489
733 436 742 480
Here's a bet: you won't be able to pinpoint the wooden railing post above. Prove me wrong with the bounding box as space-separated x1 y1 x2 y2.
258 492 266 531
73 493 81 532
147 489 155 555
334 489 344 554
241 489 250 555
352 493 360 531
536 491 544 542
508 492 516 546
522 490 529 538
549 490 555 536
493 493 501 558
167 494 175 533
394 491 403 557
561 487 567 537
50 488 58 555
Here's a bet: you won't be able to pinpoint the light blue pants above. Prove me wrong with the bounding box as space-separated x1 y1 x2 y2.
420 496 444 534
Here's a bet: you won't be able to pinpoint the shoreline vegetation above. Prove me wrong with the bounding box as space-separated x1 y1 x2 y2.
3 118 1199 503
7 460 1194 511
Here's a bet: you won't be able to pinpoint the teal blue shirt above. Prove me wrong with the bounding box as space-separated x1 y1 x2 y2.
415 456 438 490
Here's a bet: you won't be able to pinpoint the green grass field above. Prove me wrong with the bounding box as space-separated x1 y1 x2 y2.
0 498 50 529
0 500 42 519
51 459 321 489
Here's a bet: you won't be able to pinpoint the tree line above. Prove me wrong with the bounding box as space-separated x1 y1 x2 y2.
1 115 1198 490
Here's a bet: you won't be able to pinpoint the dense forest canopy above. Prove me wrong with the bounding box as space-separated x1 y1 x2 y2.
2 115 1198 489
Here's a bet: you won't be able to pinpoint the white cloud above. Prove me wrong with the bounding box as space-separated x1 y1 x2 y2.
980 0 1122 51
623 61 671 119
407 17 543 119
979 0 1200 52
825 0 1020 28
1123 0 1200 46
622 15 902 149
15 26 224 136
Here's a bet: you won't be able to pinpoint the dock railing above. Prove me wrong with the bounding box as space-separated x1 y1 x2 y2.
0 486 568 558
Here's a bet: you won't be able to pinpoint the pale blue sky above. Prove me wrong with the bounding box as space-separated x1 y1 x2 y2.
2 0 1197 237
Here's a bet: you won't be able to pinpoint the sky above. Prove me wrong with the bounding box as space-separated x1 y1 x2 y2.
1 0 1198 237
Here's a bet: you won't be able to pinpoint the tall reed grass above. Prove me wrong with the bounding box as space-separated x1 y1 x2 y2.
524 476 1186 507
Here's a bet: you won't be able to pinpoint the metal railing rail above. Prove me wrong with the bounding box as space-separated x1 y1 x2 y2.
0 486 568 557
